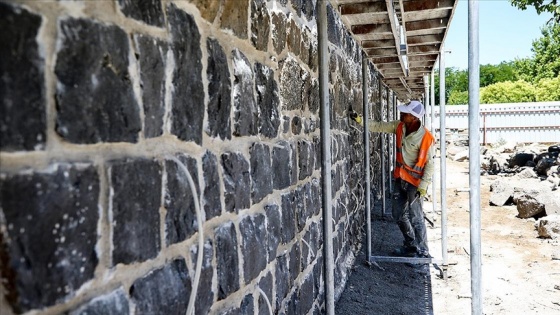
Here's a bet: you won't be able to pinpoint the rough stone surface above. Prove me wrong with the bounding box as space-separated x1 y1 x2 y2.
130 259 191 315
202 151 222 220
258 272 273 314
134 34 168 138
165 155 199 245
271 12 287 55
265 204 281 262
298 140 314 180
280 58 303 111
232 49 258 137
287 20 301 56
275 254 290 310
239 214 268 284
291 116 303 135
221 152 251 213
220 0 248 38
0 3 46 151
206 38 232 140
509 152 535 167
294 185 306 232
299 274 315 314
55 18 141 144
111 158 161 265
69 289 129 315
118 0 164 27
516 195 545 218
192 239 214 315
537 215 560 239
255 63 280 138
251 0 270 51
215 222 240 300
281 192 297 244
272 141 294 190
489 179 514 206
241 294 255 314
250 143 273 204
168 4 204 144
289 243 301 283
0 164 99 311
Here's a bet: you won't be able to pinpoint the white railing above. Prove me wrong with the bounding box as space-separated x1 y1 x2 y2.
430 101 560 144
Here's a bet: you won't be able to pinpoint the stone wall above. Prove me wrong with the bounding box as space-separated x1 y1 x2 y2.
0 1 391 314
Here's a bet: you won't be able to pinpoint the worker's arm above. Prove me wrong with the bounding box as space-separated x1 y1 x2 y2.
418 144 435 192
348 110 399 133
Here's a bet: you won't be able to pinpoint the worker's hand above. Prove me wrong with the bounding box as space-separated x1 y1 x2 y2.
348 110 363 125
416 188 427 198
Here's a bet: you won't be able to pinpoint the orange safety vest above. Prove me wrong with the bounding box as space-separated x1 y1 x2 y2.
393 122 435 187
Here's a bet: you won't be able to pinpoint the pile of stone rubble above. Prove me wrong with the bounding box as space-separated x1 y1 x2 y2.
446 134 560 240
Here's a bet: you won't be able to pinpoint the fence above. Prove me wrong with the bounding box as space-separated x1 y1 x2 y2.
430 101 560 144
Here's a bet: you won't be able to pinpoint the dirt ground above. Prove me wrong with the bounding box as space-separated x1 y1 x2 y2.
336 157 560 314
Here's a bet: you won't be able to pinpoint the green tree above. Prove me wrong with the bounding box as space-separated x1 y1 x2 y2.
480 80 536 103
480 61 519 86
447 90 469 105
510 0 560 24
535 76 560 101
514 23 560 82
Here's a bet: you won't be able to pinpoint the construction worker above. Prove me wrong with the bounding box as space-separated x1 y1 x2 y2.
349 100 434 259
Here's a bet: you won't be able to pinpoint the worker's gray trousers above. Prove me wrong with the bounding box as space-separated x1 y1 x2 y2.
392 178 429 255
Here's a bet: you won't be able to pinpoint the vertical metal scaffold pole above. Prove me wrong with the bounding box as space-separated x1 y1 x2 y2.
439 47 448 279
468 1 482 313
431 70 436 216
317 1 335 314
363 54 371 259
380 78 386 216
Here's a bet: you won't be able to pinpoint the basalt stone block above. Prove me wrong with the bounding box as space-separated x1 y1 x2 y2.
251 0 270 51
111 158 161 265
221 0 249 39
258 272 273 314
275 254 290 310
272 141 293 190
241 294 255 314
191 239 214 315
164 155 199 245
255 63 280 138
0 3 46 151
232 49 258 137
215 222 240 300
302 0 316 21
299 274 314 314
298 140 314 180
69 289 129 315
265 204 281 262
221 152 251 213
167 4 204 144
291 116 302 135
287 20 301 56
271 12 287 55
279 58 303 111
280 193 296 244
300 29 311 68
309 79 319 114
240 214 267 284
134 34 168 138
295 186 306 233
327 4 340 46
55 18 140 144
202 151 222 220
313 136 321 171
206 38 232 140
282 116 290 134
289 243 301 280
285 291 299 315
130 259 191 315
250 143 272 204
0 164 99 311
118 0 164 27
291 0 303 17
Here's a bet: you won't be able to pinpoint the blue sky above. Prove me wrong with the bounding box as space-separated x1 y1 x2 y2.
443 0 554 70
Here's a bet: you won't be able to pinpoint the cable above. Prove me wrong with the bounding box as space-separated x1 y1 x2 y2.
167 155 203 315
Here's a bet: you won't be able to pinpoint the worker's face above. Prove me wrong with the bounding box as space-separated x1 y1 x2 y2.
399 112 416 123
